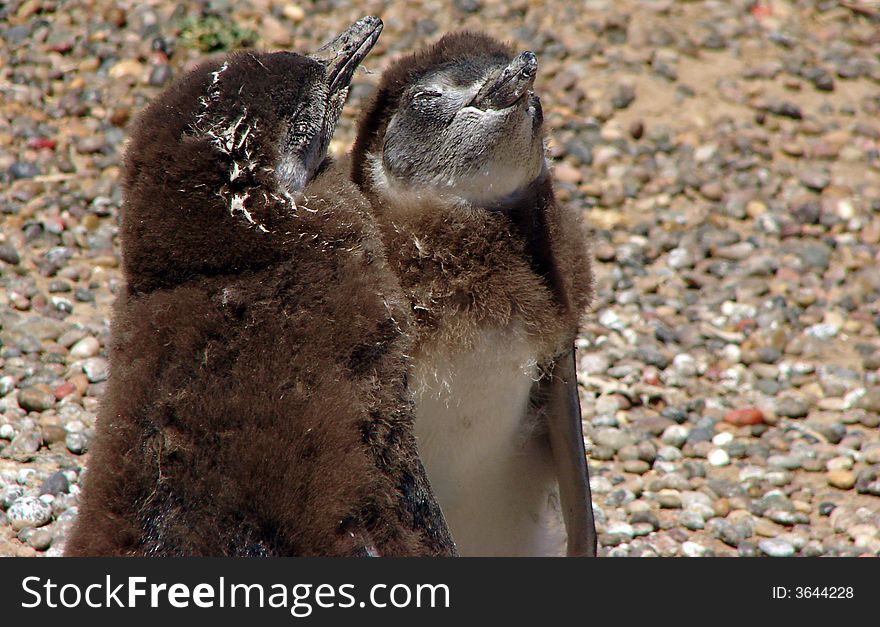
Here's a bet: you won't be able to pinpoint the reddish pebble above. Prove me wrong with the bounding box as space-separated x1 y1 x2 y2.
735 318 757 332
751 4 772 19
49 41 73 54
26 137 57 150
724 407 765 426
53 382 78 400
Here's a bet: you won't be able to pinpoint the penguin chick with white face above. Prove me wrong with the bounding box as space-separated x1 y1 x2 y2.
65 17 455 557
380 49 544 204
352 32 597 557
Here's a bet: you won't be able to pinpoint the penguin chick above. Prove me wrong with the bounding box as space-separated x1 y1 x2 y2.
65 17 455 557
351 32 597 556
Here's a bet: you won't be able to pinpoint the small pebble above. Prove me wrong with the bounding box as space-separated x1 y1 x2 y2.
7 496 53 530
758 538 795 557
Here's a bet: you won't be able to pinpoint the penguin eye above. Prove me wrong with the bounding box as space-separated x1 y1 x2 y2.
412 90 441 102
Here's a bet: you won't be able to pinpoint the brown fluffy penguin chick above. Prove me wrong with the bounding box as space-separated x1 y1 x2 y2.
351 32 597 556
64 17 455 557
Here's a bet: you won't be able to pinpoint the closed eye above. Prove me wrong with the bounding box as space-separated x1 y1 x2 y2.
413 90 441 100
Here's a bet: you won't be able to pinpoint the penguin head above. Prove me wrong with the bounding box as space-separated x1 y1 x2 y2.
120 17 383 293
187 15 383 196
352 32 546 205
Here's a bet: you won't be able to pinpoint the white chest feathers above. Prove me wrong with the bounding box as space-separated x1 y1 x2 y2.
411 329 565 556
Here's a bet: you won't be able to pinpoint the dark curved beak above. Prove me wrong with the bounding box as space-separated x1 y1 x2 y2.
469 51 538 110
309 16 383 95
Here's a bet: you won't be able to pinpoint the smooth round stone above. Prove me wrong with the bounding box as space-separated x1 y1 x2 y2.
606 521 635 538
18 387 55 412
637 441 657 463
630 510 660 531
0 423 13 440
7 496 53 530
759 537 795 557
69 336 100 359
678 510 705 530
766 509 809 526
681 541 709 557
690 502 717 520
656 445 683 462
605 488 636 507
775 397 810 418
672 353 698 377
590 446 615 461
17 468 38 486
0 374 15 395
657 489 682 509
618 444 640 462
39 471 70 497
768 454 802 470
862 445 880 465
724 441 748 458
596 395 625 414
580 353 610 375
65 431 88 454
599 533 628 547
827 470 856 490
28 528 54 551
661 424 689 448
778 533 808 551
765 470 793 486
623 459 651 474
708 448 730 466
2 484 26 509
680 491 713 510
738 541 760 557
801 457 824 472
659 468 686 485
6 430 41 458
712 432 734 446
826 456 854 471
626 500 652 515
593 428 635 452
589 476 613 495
81 357 110 383
712 520 751 547
739 466 766 482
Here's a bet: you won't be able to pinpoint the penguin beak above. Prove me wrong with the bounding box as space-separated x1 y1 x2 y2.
309 15 383 96
468 51 538 111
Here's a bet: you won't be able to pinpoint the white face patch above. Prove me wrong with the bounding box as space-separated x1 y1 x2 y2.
380 74 545 207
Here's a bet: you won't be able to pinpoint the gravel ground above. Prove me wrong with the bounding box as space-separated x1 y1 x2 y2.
1 0 879 557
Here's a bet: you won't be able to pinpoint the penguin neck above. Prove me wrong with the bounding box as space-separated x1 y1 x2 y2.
365 151 550 216
364 155 571 319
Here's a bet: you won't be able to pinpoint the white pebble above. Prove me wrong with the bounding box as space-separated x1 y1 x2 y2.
712 432 734 446
672 353 697 377
7 496 53 530
667 247 694 269
682 541 708 557
721 344 742 363
607 521 634 538
805 323 839 340
598 310 625 331
708 448 730 467
69 336 101 359
589 476 613 495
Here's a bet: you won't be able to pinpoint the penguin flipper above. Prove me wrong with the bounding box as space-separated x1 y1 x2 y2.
541 346 597 557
